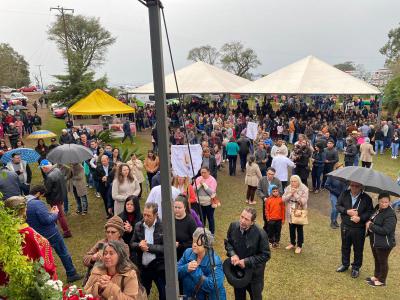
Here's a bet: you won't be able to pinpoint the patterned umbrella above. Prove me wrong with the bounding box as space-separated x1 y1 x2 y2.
27 130 57 139
0 148 40 164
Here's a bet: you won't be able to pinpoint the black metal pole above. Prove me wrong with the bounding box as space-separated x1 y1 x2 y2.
145 1 179 299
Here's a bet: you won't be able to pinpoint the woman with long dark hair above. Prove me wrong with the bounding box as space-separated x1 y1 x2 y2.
144 150 159 189
111 163 140 216
35 138 49 161
118 195 142 245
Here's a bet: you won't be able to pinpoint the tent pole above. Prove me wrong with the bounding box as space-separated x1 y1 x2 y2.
377 94 383 124
145 1 179 299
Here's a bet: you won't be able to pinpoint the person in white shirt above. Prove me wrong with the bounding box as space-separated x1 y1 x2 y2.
271 149 295 189
145 184 180 220
271 138 289 158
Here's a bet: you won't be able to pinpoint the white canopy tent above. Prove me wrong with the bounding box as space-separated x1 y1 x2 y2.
235 55 381 95
131 61 251 94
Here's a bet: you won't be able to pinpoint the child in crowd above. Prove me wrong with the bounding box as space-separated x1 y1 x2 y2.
265 185 285 248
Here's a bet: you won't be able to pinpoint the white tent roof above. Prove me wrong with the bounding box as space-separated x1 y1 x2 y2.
131 61 251 94
235 55 381 95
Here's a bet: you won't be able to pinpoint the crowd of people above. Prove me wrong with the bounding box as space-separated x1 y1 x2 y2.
0 95 399 299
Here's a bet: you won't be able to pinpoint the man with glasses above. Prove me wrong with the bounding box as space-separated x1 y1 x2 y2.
257 167 282 233
336 181 373 278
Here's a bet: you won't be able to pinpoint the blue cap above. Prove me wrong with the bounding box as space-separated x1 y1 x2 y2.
270 184 278 190
39 159 52 167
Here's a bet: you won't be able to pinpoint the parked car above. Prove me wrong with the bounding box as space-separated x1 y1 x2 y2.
53 107 67 118
19 86 37 92
10 92 28 101
0 86 14 93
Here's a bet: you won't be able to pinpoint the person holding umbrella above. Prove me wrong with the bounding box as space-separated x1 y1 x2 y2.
336 181 374 278
40 159 72 238
365 192 397 287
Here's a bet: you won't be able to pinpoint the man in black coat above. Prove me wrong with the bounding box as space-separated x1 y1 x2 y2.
336 181 374 278
96 155 114 218
237 133 251 172
225 207 270 300
130 202 165 300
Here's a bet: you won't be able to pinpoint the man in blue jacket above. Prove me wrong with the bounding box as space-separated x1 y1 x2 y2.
26 185 82 283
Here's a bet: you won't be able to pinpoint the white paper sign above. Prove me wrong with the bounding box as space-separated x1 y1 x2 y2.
246 122 258 140
171 144 203 178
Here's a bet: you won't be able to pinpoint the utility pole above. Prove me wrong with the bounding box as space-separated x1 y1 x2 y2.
50 6 74 77
36 65 44 90
142 0 180 299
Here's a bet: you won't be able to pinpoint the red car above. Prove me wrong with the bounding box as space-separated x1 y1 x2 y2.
19 86 37 92
53 107 68 118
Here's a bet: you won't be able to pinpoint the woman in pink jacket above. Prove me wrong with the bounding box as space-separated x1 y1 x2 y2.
194 167 217 234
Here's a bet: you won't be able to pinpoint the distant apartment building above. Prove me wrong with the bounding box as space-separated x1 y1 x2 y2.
369 68 392 88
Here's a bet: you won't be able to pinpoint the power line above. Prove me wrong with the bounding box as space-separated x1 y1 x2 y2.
50 6 74 78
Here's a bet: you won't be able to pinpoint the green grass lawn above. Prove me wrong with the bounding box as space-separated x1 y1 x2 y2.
31 115 400 300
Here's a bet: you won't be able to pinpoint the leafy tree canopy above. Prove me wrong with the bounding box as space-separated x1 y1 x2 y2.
0 43 30 88
187 45 220 65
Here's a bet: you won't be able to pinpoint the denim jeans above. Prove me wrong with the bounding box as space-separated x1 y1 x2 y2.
311 166 324 190
391 143 399 157
329 193 338 222
353 153 359 166
47 231 77 277
375 140 384 154
73 186 88 212
201 205 215 234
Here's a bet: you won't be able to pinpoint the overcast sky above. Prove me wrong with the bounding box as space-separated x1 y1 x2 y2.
1 0 399 87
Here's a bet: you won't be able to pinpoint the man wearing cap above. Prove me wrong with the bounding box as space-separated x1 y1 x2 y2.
40 159 72 238
26 185 83 283
225 207 270 300
6 152 32 195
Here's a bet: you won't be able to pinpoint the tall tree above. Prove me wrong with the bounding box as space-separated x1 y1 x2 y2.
334 61 356 72
0 43 30 88
219 41 261 79
48 14 115 104
380 23 400 67
187 45 220 65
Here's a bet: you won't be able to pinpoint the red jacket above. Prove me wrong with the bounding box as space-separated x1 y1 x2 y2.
265 195 285 222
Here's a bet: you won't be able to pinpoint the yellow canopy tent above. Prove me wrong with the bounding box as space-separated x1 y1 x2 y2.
68 89 135 115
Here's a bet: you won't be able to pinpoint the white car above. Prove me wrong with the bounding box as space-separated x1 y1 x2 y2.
10 92 28 101
0 86 13 93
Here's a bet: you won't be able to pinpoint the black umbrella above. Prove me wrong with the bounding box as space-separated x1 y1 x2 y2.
327 166 400 196
47 144 93 164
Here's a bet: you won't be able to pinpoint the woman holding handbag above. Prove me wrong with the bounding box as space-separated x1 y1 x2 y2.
282 175 309 254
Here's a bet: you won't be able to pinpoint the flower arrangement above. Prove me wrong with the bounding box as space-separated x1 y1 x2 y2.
63 285 100 300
